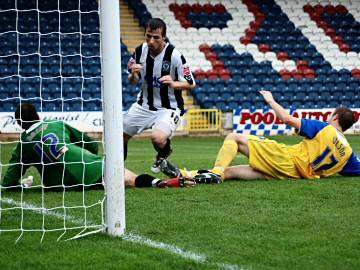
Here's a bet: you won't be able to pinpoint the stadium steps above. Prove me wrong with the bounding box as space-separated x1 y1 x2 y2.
183 93 198 110
119 0 144 53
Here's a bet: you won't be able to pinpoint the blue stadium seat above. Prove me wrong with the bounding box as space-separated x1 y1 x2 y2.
2 101 17 111
331 91 342 101
43 100 62 111
217 102 228 112
0 90 8 100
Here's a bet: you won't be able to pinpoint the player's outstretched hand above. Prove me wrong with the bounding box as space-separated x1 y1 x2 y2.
259 90 275 104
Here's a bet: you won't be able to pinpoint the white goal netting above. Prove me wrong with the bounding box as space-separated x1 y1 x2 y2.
0 0 122 241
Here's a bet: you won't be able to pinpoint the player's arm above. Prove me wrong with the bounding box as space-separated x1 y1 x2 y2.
339 153 360 176
128 63 143 85
67 124 99 155
160 75 195 90
160 53 196 90
2 143 28 187
127 52 143 85
260 90 301 130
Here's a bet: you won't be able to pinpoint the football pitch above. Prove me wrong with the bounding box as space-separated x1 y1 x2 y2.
1 135 360 270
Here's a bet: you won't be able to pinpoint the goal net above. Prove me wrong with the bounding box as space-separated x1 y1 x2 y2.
0 0 124 241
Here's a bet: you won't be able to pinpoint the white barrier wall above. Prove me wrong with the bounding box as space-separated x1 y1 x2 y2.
0 111 187 133
233 108 360 135
2 109 360 135
0 111 103 133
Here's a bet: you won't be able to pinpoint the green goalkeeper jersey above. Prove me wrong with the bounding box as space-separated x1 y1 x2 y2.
2 120 103 187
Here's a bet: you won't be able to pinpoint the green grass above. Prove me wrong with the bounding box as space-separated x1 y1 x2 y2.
1 135 360 270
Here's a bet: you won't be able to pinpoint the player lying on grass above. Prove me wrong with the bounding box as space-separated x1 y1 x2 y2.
160 90 360 182
1 103 195 189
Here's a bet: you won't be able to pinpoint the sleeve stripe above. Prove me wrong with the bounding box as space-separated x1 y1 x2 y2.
180 55 186 64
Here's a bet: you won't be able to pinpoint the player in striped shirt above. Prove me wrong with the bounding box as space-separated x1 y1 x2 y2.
125 18 196 173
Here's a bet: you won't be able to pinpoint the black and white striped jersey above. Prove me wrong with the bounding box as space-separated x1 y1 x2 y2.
127 42 195 114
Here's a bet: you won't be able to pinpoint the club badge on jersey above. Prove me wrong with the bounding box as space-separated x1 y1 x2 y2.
162 61 170 73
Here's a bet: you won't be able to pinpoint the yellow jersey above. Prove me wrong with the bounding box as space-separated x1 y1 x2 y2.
289 119 353 179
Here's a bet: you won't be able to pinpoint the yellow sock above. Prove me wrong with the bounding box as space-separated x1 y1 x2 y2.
180 169 199 178
180 139 237 181
213 139 238 170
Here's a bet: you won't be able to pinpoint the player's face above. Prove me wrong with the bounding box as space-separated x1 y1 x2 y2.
145 27 165 56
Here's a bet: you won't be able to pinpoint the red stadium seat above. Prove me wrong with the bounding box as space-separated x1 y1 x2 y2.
180 3 191 13
219 69 231 80
324 5 336 15
205 52 217 62
192 3 202 13
199 43 212 54
292 69 303 80
194 69 207 80
181 20 192 28
304 69 316 79
313 4 324 14
340 44 351 53
214 4 226 13
246 3 258 13
213 60 224 70
351 69 360 79
258 44 270 53
277 52 288 61
168 3 179 12
279 69 291 80
332 35 344 44
207 69 219 80
256 13 265 23
174 12 186 20
325 28 336 38
245 28 256 38
335 5 347 14
250 20 262 31
303 4 313 13
203 4 214 13
296 60 308 71
317 20 328 28
240 36 251 45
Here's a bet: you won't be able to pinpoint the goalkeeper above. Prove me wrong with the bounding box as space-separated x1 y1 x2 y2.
1 103 194 189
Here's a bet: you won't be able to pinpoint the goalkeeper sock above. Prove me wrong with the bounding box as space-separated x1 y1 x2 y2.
213 139 238 171
134 174 161 187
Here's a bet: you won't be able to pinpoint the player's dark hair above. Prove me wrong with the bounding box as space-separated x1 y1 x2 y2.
333 107 356 132
146 18 167 37
15 103 40 130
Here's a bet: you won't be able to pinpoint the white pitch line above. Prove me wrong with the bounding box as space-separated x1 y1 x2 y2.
1 197 248 270
1 197 88 225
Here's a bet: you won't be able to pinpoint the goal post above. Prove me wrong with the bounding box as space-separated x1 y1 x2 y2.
100 0 125 236
0 0 125 240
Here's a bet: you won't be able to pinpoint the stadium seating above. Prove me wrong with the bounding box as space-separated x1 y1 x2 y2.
0 0 136 112
165 0 360 111
1 0 360 112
